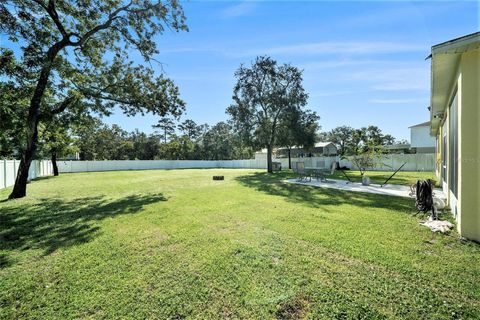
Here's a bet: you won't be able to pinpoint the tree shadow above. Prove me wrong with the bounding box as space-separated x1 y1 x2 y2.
0 193 167 267
235 171 413 212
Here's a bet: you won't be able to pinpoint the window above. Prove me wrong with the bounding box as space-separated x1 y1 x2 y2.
442 121 447 183
449 92 458 197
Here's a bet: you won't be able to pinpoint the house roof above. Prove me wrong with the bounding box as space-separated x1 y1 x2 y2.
275 141 336 151
408 121 430 128
384 143 411 150
430 32 480 135
314 142 335 148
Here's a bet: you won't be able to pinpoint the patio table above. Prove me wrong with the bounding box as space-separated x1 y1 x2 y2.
305 167 331 181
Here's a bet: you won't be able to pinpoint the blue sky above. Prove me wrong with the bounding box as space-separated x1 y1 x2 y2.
105 0 479 141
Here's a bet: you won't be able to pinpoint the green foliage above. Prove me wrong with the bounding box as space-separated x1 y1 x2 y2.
227 56 312 172
178 119 203 140
347 144 388 176
1 0 188 119
0 169 478 318
1 0 188 197
276 109 320 151
71 119 253 161
0 81 29 157
153 117 176 143
323 125 401 156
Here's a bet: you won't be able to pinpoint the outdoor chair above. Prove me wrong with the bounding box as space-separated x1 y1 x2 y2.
293 162 311 182
311 160 327 181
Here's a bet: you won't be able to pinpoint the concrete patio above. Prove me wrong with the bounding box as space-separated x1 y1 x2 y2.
285 178 446 199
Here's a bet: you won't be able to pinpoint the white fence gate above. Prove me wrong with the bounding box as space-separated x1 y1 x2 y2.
0 160 53 190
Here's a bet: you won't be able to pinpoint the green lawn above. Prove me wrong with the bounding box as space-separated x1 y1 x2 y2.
0 169 478 319
329 170 437 186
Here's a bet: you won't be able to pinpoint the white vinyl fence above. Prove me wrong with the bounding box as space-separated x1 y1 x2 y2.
338 153 435 172
0 160 53 190
268 154 435 172
57 153 435 174
57 159 267 173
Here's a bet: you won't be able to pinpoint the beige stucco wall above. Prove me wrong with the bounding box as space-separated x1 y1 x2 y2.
434 48 480 242
458 49 480 242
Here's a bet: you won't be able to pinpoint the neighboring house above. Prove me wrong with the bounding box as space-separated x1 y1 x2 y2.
383 143 411 154
429 32 479 242
409 121 435 153
275 142 337 158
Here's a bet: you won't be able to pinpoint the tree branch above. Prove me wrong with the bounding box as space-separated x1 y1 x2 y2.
69 1 136 47
33 0 68 37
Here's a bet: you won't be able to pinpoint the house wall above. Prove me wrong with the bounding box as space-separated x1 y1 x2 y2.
415 147 435 154
435 48 480 242
411 126 435 148
324 145 337 155
458 49 480 241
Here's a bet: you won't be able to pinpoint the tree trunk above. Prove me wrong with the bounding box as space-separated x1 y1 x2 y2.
52 152 59 176
9 120 39 199
8 40 67 199
288 148 292 169
9 103 42 199
267 145 273 173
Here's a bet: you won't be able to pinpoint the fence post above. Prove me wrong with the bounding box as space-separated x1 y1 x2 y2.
13 159 17 180
3 159 6 189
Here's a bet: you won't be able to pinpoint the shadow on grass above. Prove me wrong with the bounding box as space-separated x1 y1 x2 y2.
0 193 167 267
236 171 414 212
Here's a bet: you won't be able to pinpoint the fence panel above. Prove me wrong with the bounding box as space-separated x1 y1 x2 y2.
0 160 53 190
52 153 434 175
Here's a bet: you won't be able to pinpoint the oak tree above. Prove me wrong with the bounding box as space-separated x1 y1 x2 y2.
1 0 187 198
227 56 308 173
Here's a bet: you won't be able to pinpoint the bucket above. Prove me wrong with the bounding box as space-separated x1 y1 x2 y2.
362 176 370 186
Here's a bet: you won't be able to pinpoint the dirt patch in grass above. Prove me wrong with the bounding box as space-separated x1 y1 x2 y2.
275 295 311 319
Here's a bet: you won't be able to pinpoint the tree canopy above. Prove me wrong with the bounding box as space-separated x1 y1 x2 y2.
1 0 188 198
276 109 320 168
322 125 399 156
227 56 312 172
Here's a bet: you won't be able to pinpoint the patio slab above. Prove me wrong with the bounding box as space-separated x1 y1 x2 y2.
285 178 446 199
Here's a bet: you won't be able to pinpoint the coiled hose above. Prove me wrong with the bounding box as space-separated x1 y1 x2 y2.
415 179 437 219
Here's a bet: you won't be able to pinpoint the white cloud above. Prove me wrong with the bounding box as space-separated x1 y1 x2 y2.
370 98 425 104
219 2 256 19
241 41 425 57
309 90 369 98
159 42 427 61
337 67 430 92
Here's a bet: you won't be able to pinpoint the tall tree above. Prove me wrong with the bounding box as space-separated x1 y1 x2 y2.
38 113 79 175
178 119 201 140
201 122 235 160
326 126 355 156
1 0 187 199
227 56 308 173
276 109 320 169
153 117 176 143
0 82 29 158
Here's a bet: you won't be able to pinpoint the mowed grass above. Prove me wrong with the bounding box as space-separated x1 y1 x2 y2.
330 170 437 186
0 169 478 319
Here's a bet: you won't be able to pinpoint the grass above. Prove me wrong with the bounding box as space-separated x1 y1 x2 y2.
0 169 478 319
329 170 437 186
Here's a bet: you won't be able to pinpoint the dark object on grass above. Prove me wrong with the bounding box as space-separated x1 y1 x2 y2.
340 170 353 183
380 162 407 187
415 179 437 219
213 176 224 180
272 162 282 172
